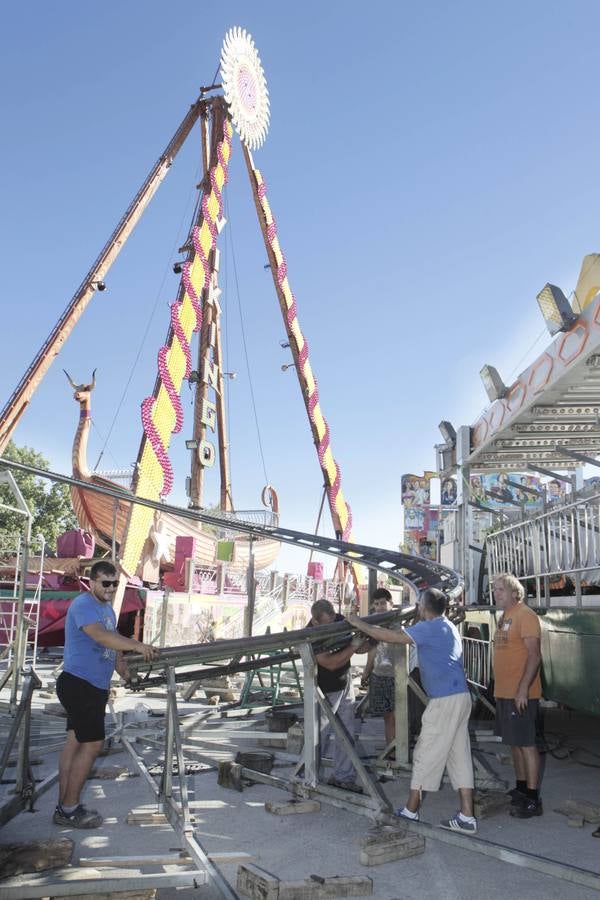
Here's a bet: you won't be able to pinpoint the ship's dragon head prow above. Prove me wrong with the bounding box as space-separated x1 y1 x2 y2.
64 369 97 403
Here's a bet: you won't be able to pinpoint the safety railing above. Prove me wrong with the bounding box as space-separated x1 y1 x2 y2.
486 489 600 600
462 636 491 690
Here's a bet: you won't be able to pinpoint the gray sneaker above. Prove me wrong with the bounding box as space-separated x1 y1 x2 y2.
439 812 477 833
53 804 103 828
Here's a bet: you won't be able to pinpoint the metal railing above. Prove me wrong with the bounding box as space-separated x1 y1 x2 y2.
462 636 491 690
486 489 600 600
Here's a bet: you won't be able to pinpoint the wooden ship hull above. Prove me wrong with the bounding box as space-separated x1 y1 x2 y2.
70 478 281 575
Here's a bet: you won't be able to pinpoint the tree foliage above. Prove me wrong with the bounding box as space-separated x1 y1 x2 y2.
0 442 77 551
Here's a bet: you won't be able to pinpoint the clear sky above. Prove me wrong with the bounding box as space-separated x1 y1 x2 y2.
2 2 600 575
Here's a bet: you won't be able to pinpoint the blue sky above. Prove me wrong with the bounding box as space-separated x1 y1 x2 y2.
2 2 600 574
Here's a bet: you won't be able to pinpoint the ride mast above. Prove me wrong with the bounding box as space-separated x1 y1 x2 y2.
0 97 209 455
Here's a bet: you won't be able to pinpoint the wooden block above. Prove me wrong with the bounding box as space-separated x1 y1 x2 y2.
0 838 73 878
554 799 600 824
473 790 511 818
277 876 373 899
126 811 168 825
566 799 600 823
218 761 244 791
567 816 585 828
358 832 425 867
265 799 321 816
259 736 289 748
318 875 373 896
359 827 408 848
278 882 322 900
237 862 280 899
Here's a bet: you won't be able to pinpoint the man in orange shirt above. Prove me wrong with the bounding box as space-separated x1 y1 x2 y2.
492 574 542 818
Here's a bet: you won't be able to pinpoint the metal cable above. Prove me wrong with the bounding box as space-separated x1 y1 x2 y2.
225 192 270 486
92 167 202 472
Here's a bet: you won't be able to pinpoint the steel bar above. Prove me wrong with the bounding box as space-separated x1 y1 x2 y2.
0 870 208 899
315 683 390 811
0 458 463 597
378 812 600 892
122 735 238 900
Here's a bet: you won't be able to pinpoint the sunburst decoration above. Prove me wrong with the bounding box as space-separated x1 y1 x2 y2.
220 27 270 150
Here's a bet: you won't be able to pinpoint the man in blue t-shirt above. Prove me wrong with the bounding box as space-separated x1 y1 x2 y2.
348 588 476 834
54 560 158 829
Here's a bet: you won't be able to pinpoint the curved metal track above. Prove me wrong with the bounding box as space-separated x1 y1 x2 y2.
0 458 462 596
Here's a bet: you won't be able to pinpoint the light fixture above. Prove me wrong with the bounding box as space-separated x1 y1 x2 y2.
281 363 297 372
223 371 237 380
185 439 198 450
279 340 290 349
173 262 183 275
480 364 508 403
438 421 456 445
92 280 106 291
188 370 200 384
536 283 577 336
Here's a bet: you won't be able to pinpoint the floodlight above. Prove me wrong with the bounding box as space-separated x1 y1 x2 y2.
185 439 198 450
438 421 456 445
480 364 508 403
536 283 577 336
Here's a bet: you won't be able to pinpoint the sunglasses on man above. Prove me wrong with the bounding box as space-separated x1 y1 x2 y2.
98 579 119 588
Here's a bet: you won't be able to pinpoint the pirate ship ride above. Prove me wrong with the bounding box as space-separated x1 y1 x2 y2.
0 28 357 632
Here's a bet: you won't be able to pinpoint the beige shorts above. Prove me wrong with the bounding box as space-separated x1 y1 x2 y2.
410 692 473 792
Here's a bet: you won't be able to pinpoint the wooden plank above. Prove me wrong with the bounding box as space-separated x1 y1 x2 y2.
265 799 321 816
125 811 167 825
79 851 253 868
78 855 192 868
358 830 425 867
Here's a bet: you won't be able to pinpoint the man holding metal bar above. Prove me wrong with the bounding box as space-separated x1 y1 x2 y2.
308 599 370 792
53 561 158 828
348 588 476 833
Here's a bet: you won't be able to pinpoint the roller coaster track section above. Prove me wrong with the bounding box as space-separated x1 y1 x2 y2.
126 608 411 684
0 456 463 599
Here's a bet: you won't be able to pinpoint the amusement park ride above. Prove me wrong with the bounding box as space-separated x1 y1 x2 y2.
3 30 600 898
0 25 462 665
0 28 360 608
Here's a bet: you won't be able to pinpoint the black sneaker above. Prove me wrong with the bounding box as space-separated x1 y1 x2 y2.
507 787 527 805
53 804 103 828
510 798 543 818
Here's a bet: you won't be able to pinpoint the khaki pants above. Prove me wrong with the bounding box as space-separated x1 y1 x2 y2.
410 692 473 792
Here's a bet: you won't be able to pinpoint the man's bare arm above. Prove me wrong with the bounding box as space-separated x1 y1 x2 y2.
514 636 541 712
82 622 158 662
346 613 412 645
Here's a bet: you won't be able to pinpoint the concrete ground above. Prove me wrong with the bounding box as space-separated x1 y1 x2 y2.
1 665 600 900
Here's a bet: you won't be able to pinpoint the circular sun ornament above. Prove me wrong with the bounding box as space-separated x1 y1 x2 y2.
220 27 270 150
